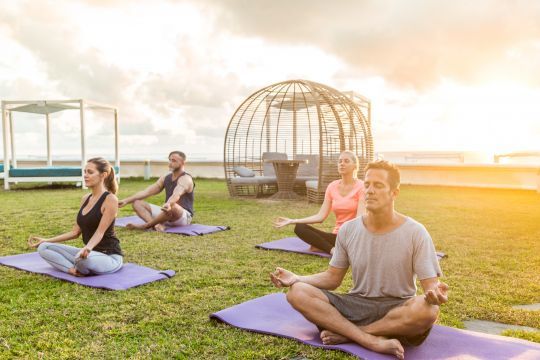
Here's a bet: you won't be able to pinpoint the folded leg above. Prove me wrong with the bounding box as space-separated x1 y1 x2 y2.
75 252 123 275
294 223 336 253
38 243 80 273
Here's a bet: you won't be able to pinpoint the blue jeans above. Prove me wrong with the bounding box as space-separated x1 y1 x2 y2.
37 242 123 275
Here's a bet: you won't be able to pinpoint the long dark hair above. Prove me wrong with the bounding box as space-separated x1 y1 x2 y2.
87 157 118 194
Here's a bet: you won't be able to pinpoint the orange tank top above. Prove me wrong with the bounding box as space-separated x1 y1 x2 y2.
325 179 365 234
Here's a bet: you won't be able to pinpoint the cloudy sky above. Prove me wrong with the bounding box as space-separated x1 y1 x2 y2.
1 0 539 161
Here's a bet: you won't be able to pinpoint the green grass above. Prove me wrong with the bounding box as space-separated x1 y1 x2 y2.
0 179 539 359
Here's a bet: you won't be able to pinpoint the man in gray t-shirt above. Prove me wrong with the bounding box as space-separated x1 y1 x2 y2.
271 160 448 360
332 216 442 299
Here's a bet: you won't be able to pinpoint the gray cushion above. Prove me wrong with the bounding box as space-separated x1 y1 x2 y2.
230 177 260 185
305 180 318 189
296 176 318 183
254 176 278 185
230 176 277 185
295 154 319 177
233 166 255 177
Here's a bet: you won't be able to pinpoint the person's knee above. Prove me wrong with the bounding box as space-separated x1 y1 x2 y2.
132 199 143 210
286 282 312 308
424 304 440 325
37 242 50 254
294 223 308 236
169 205 183 220
407 298 439 329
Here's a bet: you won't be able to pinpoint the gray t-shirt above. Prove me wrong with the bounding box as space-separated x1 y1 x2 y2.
330 216 442 299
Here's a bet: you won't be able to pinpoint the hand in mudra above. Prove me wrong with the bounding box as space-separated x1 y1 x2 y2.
161 203 173 215
424 281 449 306
273 217 294 228
28 236 46 248
270 267 299 288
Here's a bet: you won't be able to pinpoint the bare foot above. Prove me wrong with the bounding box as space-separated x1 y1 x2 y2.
321 330 404 359
126 223 146 230
68 268 85 277
368 337 404 360
154 224 166 232
309 245 323 253
320 330 349 345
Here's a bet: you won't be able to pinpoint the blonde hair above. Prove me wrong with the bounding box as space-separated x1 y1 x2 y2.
340 150 359 178
87 157 118 194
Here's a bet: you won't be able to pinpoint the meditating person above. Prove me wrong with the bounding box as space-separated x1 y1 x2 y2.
273 150 366 254
118 151 195 232
270 160 448 360
28 157 123 277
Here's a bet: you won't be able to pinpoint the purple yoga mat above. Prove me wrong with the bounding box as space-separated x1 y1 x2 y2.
257 237 447 260
0 252 175 291
256 237 332 258
115 216 229 236
210 293 540 360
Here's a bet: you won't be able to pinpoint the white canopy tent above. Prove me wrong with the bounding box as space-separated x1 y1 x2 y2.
1 99 119 190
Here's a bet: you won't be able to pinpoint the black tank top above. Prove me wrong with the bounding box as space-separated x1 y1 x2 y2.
77 192 123 256
164 172 195 216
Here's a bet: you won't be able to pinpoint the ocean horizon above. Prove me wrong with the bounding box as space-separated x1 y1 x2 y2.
3 150 540 165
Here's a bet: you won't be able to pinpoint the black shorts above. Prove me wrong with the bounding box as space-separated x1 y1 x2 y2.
321 290 432 346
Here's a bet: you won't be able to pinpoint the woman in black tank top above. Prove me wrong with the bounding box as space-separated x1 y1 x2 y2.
28 158 123 276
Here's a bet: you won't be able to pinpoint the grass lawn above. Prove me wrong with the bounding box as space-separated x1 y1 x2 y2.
0 178 539 359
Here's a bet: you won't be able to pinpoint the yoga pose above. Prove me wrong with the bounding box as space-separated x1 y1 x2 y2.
270 160 448 359
274 151 366 254
118 151 195 232
28 158 123 276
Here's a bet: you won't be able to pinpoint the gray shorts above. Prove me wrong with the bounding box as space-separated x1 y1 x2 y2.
321 290 431 346
149 203 192 226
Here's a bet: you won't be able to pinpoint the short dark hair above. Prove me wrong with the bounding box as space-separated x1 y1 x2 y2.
365 160 400 189
168 151 186 161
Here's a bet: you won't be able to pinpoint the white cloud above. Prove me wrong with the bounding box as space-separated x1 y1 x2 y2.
203 0 540 88
1 0 539 162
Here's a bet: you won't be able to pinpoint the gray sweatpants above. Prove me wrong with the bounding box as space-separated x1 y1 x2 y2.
37 242 123 275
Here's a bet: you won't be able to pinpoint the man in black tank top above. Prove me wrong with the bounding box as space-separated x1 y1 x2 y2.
119 151 195 232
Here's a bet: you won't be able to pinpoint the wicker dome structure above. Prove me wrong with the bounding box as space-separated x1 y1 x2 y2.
224 79 373 201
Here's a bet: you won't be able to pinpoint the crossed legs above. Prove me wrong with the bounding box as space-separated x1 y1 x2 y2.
294 223 336 254
286 282 439 359
127 200 185 232
37 243 123 276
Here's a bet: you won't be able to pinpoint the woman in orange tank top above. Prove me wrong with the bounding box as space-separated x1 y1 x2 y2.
274 151 366 254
